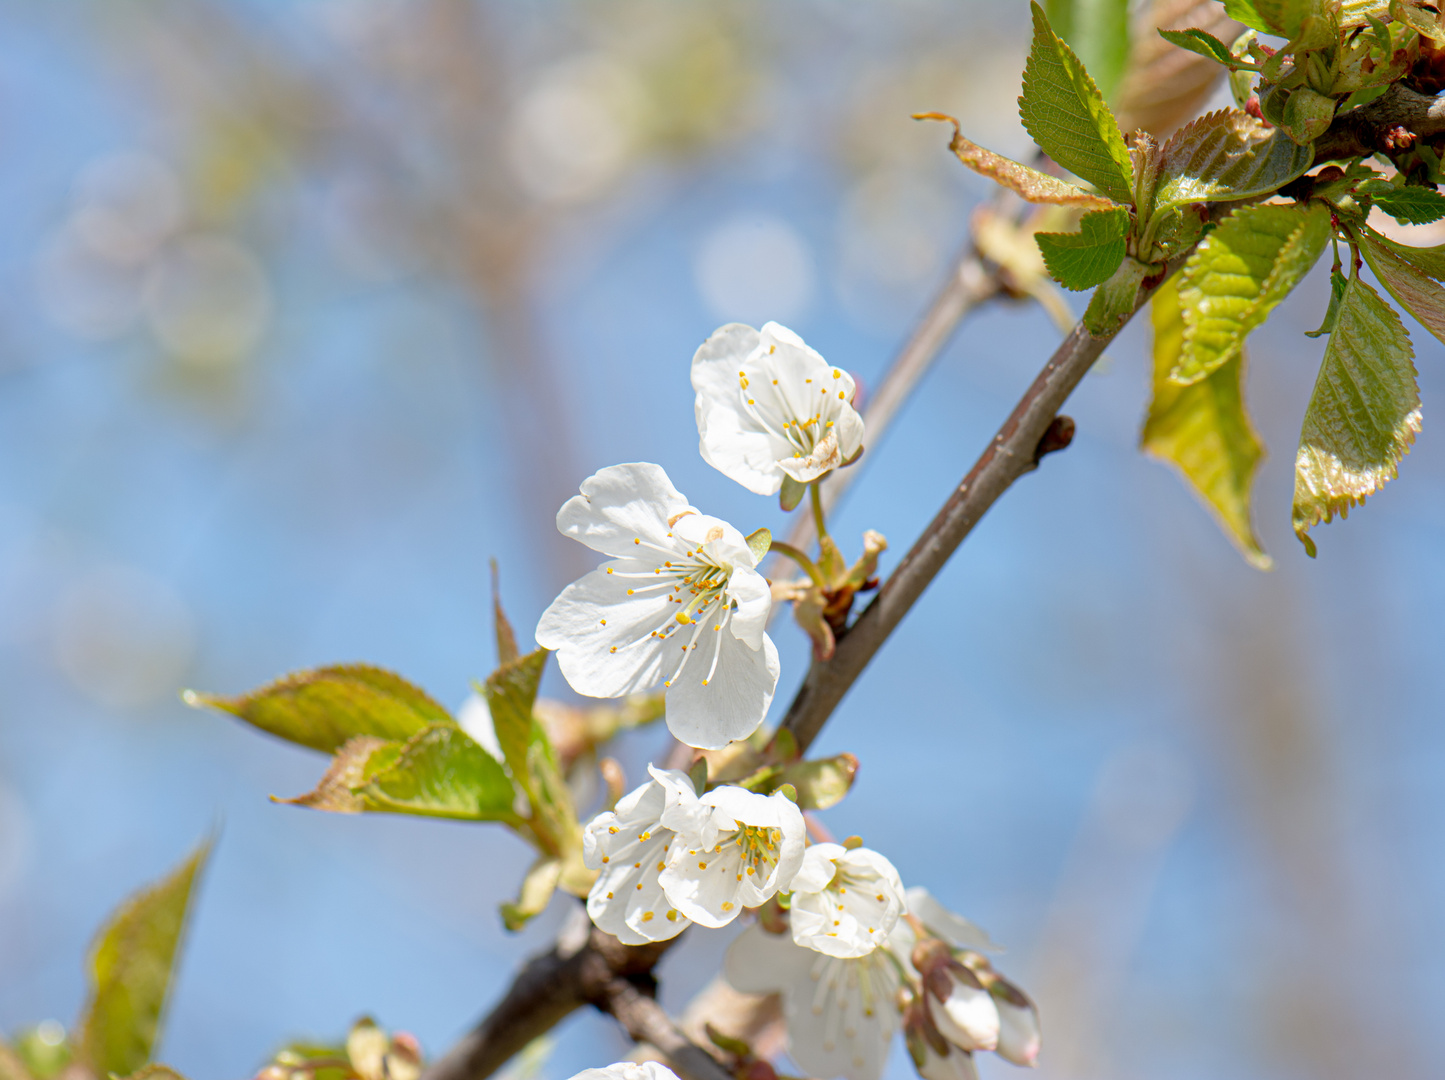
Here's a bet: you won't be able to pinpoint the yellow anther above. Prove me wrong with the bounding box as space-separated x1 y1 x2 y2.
666 909 678 921
606 891 613 899
639 832 650 841
833 369 841 378
627 588 634 595
642 911 654 922
610 646 617 653
636 883 643 890
634 538 640 544
698 861 708 869
838 391 846 399
738 370 746 377
606 567 613 574
599 619 606 625
609 826 618 834
634 861 641 868
876 894 884 901
722 902 734 912
657 861 666 871
601 856 610 863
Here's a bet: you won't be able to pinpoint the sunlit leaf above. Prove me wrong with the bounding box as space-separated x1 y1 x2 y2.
360 726 517 821
1174 202 1332 384
1152 110 1314 215
275 735 398 813
776 754 859 811
1036 206 1131 290
77 842 211 1079
1363 230 1445 280
1157 27 1238 65
482 649 549 804
745 527 772 565
1143 276 1271 568
186 665 452 754
919 115 1117 209
1046 0 1133 100
1293 277 1421 555
1360 228 1445 346
1020 1 1135 205
1305 268 1349 337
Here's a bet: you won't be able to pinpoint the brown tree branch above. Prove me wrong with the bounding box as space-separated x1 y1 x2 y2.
1313 82 1445 165
598 979 732 1080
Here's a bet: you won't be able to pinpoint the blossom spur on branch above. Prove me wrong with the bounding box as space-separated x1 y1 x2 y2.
536 462 780 750
692 321 864 502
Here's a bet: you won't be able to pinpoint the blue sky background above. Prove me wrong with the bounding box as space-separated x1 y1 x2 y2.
0 3 1441 1080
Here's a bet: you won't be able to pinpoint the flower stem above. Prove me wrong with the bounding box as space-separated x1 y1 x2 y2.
809 481 829 545
769 540 825 587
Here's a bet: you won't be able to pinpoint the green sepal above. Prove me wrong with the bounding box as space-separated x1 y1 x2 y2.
779 475 807 512
745 527 772 565
1035 206 1131 290
1083 256 1156 336
77 841 211 1080
1020 1 1134 205
1280 87 1335 145
1293 276 1421 556
1142 275 1271 568
183 665 452 754
1173 202 1332 384
689 756 709 796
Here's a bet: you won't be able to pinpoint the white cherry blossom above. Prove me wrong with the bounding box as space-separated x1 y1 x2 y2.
992 981 1042 1067
906 887 1000 952
658 784 805 926
566 1063 680 1080
692 321 864 496
790 842 907 959
582 766 704 944
927 966 1000 1053
726 918 914 1080
535 462 780 750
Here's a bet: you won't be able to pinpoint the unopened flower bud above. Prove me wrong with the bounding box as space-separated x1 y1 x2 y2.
927 964 1000 1053
915 1042 979 1080
990 977 1041 1067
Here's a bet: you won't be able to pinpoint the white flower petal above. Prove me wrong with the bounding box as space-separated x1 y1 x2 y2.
790 844 906 959
583 775 690 944
724 921 811 993
725 565 771 650
905 887 1000 952
536 565 675 698
567 1063 682 1080
662 631 779 750
555 462 695 558
917 1045 980 1080
456 693 504 763
693 321 863 495
785 947 900 1080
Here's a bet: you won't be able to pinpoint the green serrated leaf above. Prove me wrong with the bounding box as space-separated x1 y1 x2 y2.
1143 276 1271 568
500 856 561 931
1046 0 1132 99
1390 0 1445 39
1360 228 1445 346
359 726 518 821
1222 0 1274 33
1036 206 1131 290
185 665 452 754
1364 230 1445 279
275 735 398 813
1358 181 1445 225
1158 27 1239 66
1174 202 1332 384
1293 277 1421 555
745 527 772 565
1152 110 1314 216
1084 256 1156 336
1306 268 1349 337
921 116 1117 209
483 648 549 801
1020 2 1134 205
77 841 211 1079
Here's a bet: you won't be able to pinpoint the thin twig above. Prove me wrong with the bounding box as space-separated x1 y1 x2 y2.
597 979 732 1080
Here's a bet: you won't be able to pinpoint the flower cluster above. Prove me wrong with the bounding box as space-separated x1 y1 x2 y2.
726 886 1040 1080
536 321 863 751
